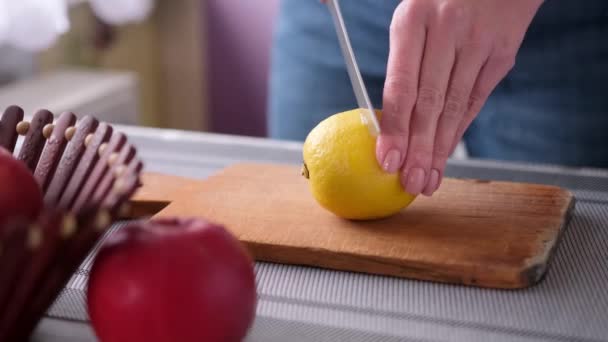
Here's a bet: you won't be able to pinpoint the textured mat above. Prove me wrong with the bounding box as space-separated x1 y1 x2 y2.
46 163 608 342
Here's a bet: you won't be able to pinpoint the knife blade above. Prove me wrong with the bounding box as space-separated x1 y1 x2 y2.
326 0 381 136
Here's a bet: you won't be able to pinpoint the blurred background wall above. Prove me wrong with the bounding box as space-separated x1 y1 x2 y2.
206 0 278 137
37 0 207 130
0 0 282 137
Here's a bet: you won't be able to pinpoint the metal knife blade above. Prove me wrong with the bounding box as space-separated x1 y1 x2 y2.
326 0 381 136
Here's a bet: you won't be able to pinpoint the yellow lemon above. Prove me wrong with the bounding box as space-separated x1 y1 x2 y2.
302 108 416 220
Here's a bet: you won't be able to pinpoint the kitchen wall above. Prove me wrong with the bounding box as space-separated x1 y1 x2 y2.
2 0 279 136
38 1 208 131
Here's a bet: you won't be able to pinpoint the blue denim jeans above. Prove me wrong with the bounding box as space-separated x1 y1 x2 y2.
267 0 608 168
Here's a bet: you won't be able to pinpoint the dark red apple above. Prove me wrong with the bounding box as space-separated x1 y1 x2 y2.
87 217 258 342
0 147 43 226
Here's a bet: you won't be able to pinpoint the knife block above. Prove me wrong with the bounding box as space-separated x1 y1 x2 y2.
0 105 142 341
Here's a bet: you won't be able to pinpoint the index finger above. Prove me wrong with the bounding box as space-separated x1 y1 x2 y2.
376 1 428 173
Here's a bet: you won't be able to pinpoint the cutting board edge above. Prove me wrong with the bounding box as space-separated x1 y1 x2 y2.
521 193 576 286
244 240 545 290
148 205 553 289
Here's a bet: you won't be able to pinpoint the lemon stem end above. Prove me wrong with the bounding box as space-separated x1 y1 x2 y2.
301 162 309 179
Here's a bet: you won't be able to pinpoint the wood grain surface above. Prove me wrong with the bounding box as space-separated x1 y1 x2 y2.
128 162 575 289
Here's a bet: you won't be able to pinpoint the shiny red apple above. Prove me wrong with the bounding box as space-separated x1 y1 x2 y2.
0 147 43 226
87 217 258 342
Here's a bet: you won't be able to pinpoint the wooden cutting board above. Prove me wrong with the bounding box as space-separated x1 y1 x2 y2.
126 162 575 289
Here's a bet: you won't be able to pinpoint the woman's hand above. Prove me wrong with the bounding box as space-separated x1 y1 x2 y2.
376 0 544 196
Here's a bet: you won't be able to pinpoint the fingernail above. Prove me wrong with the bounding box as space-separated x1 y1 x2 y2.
423 169 440 196
434 171 443 192
382 149 401 173
406 168 426 195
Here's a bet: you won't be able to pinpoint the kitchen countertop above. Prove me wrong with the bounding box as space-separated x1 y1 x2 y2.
32 124 608 342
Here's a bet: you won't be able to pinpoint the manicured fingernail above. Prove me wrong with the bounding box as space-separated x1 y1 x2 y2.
423 169 440 196
382 149 401 173
434 171 443 192
406 168 426 195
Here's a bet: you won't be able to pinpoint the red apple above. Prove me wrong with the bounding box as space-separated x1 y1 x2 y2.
87 217 258 342
0 147 43 226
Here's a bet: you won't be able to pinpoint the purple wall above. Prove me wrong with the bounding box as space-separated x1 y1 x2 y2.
205 0 279 137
